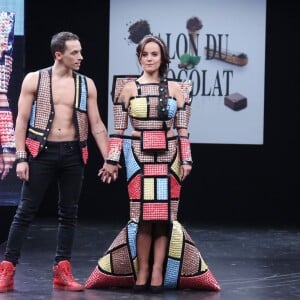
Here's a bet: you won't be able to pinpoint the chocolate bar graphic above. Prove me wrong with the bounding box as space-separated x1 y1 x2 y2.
205 47 248 66
224 92 247 111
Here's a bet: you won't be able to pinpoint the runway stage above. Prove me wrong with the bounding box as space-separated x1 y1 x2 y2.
0 218 299 300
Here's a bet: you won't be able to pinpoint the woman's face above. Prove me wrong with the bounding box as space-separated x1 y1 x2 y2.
139 41 161 74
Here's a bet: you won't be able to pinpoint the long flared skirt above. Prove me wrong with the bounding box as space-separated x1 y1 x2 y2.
85 137 220 291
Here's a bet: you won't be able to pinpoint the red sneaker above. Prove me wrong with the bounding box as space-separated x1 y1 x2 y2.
0 261 15 292
53 260 84 291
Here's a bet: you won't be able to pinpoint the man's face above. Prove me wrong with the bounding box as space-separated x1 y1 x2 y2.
57 40 83 70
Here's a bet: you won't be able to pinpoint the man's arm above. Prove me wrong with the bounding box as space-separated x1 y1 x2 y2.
86 77 109 160
15 71 38 181
86 77 120 183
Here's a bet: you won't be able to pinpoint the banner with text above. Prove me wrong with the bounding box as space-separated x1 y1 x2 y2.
108 0 266 145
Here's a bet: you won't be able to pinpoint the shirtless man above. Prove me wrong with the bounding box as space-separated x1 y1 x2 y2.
0 32 115 292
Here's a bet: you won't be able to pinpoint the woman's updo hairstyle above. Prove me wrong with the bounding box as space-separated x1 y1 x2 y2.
136 35 170 77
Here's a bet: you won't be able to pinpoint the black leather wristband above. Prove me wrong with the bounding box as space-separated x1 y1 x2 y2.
105 159 118 166
15 158 27 164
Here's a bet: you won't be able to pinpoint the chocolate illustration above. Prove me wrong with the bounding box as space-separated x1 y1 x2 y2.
205 47 248 66
127 19 151 44
224 92 247 110
186 17 203 56
179 16 203 70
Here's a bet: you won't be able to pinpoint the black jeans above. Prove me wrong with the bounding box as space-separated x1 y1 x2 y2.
4 141 84 265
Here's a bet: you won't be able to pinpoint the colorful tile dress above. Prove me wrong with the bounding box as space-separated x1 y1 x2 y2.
0 12 16 157
85 75 220 291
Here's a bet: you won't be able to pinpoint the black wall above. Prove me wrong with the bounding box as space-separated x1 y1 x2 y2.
21 0 298 227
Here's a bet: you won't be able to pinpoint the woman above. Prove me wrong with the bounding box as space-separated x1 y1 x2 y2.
85 35 220 293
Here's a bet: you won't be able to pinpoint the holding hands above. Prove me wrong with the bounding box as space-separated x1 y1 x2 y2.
98 162 121 183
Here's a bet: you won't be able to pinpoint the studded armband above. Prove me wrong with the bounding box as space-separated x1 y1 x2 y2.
15 150 27 163
106 134 124 165
113 102 128 130
175 101 193 129
174 80 193 129
0 108 16 153
178 136 193 165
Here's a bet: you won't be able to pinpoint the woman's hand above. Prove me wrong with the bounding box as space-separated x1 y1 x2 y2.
0 153 16 180
180 164 192 181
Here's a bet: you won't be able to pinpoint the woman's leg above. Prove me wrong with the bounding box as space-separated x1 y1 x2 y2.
136 222 152 285
151 223 169 287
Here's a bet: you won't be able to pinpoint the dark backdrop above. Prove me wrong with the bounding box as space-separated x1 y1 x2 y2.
18 0 298 227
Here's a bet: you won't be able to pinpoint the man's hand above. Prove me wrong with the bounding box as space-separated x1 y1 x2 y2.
16 161 29 181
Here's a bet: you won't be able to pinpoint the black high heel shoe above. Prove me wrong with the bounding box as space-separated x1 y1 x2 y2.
133 283 149 293
149 284 164 293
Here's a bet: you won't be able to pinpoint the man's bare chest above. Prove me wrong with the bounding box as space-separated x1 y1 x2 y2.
52 80 75 107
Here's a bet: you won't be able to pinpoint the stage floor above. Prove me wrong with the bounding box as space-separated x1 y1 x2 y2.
0 218 299 300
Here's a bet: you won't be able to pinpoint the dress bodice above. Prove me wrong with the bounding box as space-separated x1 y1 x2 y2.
128 82 177 131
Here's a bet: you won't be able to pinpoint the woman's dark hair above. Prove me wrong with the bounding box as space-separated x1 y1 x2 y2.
136 35 170 77
136 35 171 120
50 31 79 58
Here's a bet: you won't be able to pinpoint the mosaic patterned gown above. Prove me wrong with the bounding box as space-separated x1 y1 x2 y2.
85 76 220 291
0 12 16 157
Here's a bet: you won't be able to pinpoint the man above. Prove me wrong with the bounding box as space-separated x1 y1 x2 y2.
0 31 115 292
